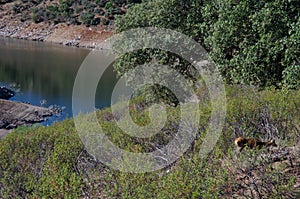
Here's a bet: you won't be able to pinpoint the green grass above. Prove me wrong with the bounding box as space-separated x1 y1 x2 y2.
0 86 299 198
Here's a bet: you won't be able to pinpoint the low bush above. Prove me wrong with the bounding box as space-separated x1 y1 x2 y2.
0 86 298 198
0 120 84 198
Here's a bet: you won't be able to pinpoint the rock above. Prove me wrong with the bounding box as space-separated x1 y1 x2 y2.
0 99 52 130
0 86 15 99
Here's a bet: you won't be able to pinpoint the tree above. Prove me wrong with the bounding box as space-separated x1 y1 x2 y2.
113 0 206 104
114 0 300 89
202 0 300 88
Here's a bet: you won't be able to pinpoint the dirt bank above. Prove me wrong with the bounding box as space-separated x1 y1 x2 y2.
45 23 113 49
0 19 113 49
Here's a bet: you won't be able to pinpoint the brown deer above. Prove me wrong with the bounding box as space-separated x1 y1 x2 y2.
234 137 277 152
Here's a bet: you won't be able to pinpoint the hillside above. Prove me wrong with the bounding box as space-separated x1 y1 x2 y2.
0 86 299 198
0 0 141 48
0 1 299 198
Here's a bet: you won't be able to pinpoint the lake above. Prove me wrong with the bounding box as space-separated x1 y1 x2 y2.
0 37 119 125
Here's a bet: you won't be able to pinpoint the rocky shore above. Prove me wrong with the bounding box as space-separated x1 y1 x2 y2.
0 20 113 49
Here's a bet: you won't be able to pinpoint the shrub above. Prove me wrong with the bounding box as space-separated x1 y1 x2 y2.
0 87 299 198
80 12 95 25
104 1 113 10
0 120 84 198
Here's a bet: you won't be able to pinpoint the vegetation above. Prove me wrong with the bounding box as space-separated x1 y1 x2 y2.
0 0 299 198
114 0 300 89
0 87 299 198
9 0 141 26
5 0 299 87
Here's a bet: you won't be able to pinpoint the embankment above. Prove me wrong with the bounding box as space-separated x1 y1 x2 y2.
0 20 113 49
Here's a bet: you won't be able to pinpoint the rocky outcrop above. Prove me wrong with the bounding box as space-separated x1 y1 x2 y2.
0 99 52 130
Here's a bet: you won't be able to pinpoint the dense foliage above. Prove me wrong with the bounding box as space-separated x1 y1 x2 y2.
114 0 300 89
0 87 299 198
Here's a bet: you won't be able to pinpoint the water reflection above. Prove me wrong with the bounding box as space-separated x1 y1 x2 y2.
0 37 119 124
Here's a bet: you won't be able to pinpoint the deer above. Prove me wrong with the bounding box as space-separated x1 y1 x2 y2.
234 137 277 152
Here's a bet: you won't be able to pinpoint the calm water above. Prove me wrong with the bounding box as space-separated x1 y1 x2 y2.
0 37 119 125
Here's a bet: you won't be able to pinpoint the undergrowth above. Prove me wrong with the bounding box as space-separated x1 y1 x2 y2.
0 86 299 198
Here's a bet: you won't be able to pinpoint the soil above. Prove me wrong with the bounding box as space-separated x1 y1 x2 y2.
45 23 113 49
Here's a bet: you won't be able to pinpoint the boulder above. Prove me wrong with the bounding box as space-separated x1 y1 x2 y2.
0 86 15 99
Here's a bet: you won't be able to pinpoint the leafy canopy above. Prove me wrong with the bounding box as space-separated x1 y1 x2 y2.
114 0 300 89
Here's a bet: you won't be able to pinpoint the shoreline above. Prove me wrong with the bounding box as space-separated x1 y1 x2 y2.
0 19 113 139
0 21 114 138
0 20 114 49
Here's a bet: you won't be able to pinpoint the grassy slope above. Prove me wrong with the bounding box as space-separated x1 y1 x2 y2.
0 86 299 198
